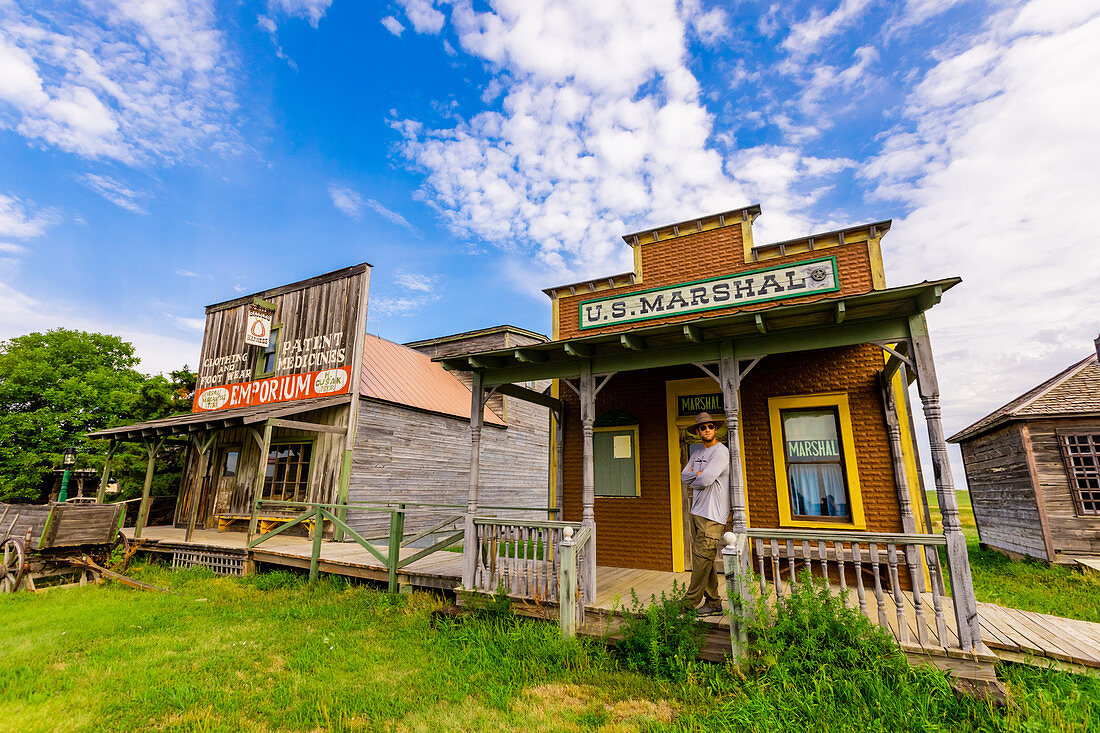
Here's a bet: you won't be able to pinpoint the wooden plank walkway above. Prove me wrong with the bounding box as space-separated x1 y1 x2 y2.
124 526 1100 674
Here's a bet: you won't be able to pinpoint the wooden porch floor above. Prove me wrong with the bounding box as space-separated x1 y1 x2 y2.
125 525 1100 675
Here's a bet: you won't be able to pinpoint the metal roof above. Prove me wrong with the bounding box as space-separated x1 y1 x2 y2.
86 395 353 441
435 278 959 384
361 334 505 425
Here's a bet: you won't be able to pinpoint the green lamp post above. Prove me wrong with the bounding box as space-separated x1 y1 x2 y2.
58 446 76 503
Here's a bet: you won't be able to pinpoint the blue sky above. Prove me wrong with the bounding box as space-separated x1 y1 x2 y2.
2 0 1099 450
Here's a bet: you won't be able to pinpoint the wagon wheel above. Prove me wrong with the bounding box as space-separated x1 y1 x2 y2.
1 537 26 593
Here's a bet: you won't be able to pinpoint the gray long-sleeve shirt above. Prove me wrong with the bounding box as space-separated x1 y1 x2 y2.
681 442 730 524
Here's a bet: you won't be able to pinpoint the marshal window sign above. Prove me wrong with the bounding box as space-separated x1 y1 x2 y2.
245 303 275 347
578 256 838 330
677 393 724 417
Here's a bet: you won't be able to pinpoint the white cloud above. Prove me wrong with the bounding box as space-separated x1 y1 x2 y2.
328 184 417 232
0 241 28 254
863 2 1100 439
394 272 438 292
0 0 237 164
395 0 849 287
397 0 445 34
381 16 406 36
371 296 435 317
782 0 876 55
267 0 333 27
169 314 206 332
0 193 58 239
78 173 149 214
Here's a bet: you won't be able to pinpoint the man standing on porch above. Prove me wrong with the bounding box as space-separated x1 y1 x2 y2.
681 412 730 616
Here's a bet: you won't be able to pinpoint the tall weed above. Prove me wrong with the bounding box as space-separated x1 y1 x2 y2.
615 581 702 681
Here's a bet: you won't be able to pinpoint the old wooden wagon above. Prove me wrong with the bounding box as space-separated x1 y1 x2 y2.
0 502 126 592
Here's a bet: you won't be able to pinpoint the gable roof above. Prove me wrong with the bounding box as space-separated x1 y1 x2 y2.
949 354 1100 443
360 333 505 426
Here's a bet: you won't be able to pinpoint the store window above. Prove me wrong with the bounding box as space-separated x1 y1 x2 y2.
594 426 640 497
768 393 865 529
262 442 312 503
1058 433 1100 516
255 325 281 378
781 408 849 519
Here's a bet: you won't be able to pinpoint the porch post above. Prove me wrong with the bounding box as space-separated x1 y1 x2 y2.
134 437 164 539
720 343 752 652
879 373 917 532
908 313 980 650
554 405 565 521
96 439 117 504
186 433 216 543
579 360 597 602
247 423 274 545
461 371 484 589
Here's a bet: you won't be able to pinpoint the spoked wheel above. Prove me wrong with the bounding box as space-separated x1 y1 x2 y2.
1 537 26 593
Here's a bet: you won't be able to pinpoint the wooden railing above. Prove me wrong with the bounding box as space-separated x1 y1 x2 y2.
724 528 974 654
470 518 591 633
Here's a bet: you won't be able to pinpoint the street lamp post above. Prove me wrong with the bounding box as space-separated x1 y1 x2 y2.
59 446 76 503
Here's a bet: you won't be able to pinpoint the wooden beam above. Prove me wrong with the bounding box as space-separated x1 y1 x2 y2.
564 342 593 358
835 301 846 324
267 417 346 434
754 314 767 334
620 333 646 350
882 342 912 383
439 358 469 371
916 284 943 312
683 324 703 343
514 348 547 363
468 355 503 369
494 382 565 412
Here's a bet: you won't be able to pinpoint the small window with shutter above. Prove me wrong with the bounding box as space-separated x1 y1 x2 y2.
594 425 640 498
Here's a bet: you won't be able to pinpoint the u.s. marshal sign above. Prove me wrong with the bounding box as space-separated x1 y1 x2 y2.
578 256 839 330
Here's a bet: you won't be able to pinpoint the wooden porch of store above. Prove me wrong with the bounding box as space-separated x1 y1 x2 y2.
123 525 1100 678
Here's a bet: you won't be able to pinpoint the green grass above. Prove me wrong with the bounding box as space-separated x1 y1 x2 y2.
2 564 1099 731
926 490 1100 623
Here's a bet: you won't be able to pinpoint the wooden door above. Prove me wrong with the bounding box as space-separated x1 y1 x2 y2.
211 446 242 521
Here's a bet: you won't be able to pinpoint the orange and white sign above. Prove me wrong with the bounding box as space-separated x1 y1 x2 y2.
192 366 352 412
245 304 275 347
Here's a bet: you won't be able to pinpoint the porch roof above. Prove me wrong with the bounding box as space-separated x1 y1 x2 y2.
86 395 352 441
435 278 959 386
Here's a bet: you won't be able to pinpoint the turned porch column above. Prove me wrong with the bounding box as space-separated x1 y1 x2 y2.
462 371 484 589
578 361 597 602
908 313 980 650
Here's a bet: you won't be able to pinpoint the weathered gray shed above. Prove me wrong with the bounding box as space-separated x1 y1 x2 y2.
949 342 1100 562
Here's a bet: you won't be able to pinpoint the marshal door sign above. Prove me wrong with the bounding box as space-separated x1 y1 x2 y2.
579 256 839 329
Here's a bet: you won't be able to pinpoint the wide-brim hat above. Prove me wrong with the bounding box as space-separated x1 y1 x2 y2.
688 411 723 434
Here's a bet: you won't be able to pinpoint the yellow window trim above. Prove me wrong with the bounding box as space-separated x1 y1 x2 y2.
665 377 748 572
768 392 866 530
593 425 641 498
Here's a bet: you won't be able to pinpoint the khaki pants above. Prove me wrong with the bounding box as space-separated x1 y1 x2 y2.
686 514 724 608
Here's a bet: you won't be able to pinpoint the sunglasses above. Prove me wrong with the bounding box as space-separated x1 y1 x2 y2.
699 423 716 431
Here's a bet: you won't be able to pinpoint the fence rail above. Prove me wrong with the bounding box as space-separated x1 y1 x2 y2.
726 527 965 654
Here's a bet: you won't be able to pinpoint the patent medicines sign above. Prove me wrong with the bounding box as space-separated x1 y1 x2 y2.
245 304 275 347
192 366 352 412
578 256 839 330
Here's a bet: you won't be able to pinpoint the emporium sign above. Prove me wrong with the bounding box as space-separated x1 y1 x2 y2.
578 256 839 330
192 366 352 412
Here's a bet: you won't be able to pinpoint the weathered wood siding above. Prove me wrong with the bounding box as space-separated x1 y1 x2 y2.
196 265 368 391
958 424 1048 560
175 403 349 521
1027 418 1100 556
345 397 550 539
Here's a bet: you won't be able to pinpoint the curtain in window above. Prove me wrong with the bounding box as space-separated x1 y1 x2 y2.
789 463 848 518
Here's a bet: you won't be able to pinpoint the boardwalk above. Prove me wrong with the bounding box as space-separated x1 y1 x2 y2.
125 526 1100 676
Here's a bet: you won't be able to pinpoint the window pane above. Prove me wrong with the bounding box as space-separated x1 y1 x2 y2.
223 451 239 477
781 408 850 519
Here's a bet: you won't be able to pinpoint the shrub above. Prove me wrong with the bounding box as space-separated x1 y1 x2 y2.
614 581 703 680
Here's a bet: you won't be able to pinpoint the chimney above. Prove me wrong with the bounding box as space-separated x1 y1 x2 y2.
1095 334 1100 363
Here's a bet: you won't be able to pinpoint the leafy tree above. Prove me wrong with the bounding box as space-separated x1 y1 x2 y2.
0 329 195 502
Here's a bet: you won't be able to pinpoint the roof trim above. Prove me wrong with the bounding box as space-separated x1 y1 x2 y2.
752 220 892 254
438 278 959 377
619 204 762 243
86 395 352 441
404 324 549 348
205 262 370 313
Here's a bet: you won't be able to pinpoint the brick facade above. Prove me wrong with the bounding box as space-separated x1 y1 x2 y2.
560 344 899 571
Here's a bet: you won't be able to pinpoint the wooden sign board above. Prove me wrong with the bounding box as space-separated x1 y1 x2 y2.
578 256 838 329
193 366 352 412
245 304 275 347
